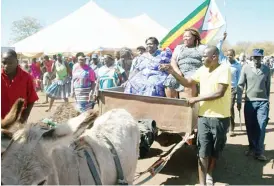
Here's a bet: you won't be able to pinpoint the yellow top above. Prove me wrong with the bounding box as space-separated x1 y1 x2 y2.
192 64 231 118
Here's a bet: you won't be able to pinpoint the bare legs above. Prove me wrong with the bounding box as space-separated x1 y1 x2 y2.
43 95 49 104
45 98 55 112
165 84 198 99
45 97 69 112
198 157 208 185
198 157 216 186
165 88 178 98
179 84 198 98
207 157 216 185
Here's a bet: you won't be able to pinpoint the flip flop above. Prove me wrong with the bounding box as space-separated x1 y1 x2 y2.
206 173 214 186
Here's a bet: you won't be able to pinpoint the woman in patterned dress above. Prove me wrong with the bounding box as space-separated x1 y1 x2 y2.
45 54 71 112
93 54 126 99
124 37 172 97
164 28 206 98
71 53 96 112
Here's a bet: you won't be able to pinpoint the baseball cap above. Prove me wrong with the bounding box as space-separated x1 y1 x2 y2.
92 54 98 59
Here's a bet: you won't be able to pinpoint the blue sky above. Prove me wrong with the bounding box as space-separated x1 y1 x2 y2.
1 0 274 46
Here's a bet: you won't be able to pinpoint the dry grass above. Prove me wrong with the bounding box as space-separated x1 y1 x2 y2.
36 103 80 128
50 103 80 124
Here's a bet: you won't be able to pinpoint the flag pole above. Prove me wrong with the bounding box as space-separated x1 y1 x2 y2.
224 0 227 32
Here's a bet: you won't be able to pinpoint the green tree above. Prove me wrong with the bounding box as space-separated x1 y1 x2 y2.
10 17 43 44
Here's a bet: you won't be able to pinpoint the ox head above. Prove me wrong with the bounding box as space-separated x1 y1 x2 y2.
1 99 99 185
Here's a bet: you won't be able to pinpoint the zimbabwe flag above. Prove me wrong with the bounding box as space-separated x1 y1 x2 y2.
160 0 225 51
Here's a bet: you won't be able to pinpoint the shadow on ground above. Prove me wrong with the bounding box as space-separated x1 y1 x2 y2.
214 144 274 185
140 148 163 159
156 132 182 147
147 133 274 185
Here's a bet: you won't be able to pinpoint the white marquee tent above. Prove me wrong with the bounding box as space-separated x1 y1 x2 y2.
12 1 168 56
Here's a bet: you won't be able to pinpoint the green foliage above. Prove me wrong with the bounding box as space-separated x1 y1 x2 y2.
10 17 42 44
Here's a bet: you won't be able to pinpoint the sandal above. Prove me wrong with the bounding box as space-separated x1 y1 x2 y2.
206 173 214 186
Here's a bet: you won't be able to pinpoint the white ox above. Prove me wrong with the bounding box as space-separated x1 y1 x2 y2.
1 99 141 185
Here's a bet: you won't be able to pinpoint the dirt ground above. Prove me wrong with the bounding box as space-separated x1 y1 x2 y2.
29 78 274 185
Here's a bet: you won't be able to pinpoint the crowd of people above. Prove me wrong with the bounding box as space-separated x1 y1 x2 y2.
1 28 272 185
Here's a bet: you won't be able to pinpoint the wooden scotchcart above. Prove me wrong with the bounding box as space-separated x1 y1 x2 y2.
99 87 198 134
98 87 199 184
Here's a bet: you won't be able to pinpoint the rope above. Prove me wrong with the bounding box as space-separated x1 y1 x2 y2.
134 133 194 185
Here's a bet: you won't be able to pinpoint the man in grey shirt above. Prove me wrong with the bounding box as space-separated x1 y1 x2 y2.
237 49 271 161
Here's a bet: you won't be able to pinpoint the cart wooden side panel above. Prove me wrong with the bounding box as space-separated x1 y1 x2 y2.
99 87 198 134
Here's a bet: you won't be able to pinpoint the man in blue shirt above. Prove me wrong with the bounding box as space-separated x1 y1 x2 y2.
217 32 242 137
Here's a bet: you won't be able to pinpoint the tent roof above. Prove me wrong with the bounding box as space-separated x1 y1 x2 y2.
13 1 167 55
120 14 168 42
